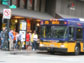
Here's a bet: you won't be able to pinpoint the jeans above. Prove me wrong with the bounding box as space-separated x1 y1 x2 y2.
15 41 18 48
1 39 4 48
32 42 34 49
33 41 37 50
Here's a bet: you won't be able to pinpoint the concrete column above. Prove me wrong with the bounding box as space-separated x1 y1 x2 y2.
27 0 32 10
34 0 40 11
12 0 17 5
20 0 24 8
41 0 46 12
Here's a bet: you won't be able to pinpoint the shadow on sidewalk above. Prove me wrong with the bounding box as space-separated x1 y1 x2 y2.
9 49 37 55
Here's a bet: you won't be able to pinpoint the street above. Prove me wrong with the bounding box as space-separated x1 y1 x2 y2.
0 50 84 63
1 0 84 63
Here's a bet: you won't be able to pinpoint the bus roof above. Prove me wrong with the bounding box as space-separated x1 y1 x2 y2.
58 18 84 22
43 18 84 22
41 18 84 26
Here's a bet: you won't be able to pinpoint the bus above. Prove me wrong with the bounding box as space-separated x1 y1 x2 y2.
39 18 84 55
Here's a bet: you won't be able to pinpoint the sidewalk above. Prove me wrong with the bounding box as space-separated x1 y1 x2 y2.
9 49 39 55
0 48 38 55
0 48 46 55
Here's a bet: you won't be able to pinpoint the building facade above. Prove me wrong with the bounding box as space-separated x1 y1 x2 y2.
10 0 46 12
1 0 84 18
56 0 84 18
0 0 84 31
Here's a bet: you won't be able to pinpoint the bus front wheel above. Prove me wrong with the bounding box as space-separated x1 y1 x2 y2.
48 50 55 54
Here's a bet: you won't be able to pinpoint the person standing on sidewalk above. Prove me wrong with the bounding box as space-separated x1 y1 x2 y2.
15 32 19 49
1 27 6 49
28 31 32 50
31 31 34 51
13 29 16 49
33 31 38 51
9 30 14 51
26 32 30 49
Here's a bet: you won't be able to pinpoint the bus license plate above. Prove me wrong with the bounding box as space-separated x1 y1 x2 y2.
50 45 54 47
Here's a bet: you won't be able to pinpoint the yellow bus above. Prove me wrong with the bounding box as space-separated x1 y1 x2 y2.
39 18 84 55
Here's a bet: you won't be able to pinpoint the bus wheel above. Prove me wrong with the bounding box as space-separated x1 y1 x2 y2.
74 46 80 55
48 50 55 54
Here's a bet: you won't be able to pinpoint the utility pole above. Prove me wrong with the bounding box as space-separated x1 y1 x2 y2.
7 0 10 51
2 0 10 51
7 19 10 51
2 0 16 51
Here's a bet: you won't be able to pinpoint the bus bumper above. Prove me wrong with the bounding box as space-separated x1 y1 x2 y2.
39 47 67 53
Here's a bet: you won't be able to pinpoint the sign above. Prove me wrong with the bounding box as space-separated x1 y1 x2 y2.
45 21 49 24
19 31 26 48
20 21 27 30
19 31 26 42
52 21 60 24
41 20 68 25
9 5 16 9
3 9 11 19
2 0 9 5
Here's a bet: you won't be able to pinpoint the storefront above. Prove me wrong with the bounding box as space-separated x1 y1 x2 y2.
0 5 54 49
10 16 40 34
0 15 41 49
9 16 40 48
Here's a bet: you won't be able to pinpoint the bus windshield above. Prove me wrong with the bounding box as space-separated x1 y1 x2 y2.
40 25 67 39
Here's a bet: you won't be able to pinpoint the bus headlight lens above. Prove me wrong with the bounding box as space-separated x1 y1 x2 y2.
60 45 65 48
40 44 44 47
60 43 68 48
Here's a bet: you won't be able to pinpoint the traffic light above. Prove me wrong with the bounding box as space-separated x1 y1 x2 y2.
2 0 9 5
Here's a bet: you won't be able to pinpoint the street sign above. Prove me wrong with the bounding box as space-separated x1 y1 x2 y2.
3 9 11 19
2 0 9 5
9 5 16 9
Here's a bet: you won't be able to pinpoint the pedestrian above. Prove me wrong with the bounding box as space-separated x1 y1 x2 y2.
13 29 16 49
15 32 19 49
9 30 14 51
31 31 34 51
33 31 38 51
18 33 21 49
1 27 6 49
29 30 32 46
26 32 30 49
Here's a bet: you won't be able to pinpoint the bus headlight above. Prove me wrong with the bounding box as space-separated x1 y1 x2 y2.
40 44 44 47
60 43 68 48
60 45 65 48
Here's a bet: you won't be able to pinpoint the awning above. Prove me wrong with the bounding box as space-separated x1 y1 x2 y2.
0 5 55 20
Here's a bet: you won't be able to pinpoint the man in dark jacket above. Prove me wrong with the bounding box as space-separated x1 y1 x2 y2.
1 27 6 49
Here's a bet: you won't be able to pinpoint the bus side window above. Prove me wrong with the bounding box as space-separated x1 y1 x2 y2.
69 27 74 41
76 28 83 40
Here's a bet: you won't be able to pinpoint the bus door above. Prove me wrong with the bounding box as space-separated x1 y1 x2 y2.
76 28 83 50
68 27 75 42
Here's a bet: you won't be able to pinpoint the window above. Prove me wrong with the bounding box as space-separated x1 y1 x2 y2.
51 26 67 39
69 27 74 41
40 25 67 39
76 28 83 40
40 26 51 38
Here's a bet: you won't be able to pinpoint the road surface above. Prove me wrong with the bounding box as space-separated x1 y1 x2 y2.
0 50 84 63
